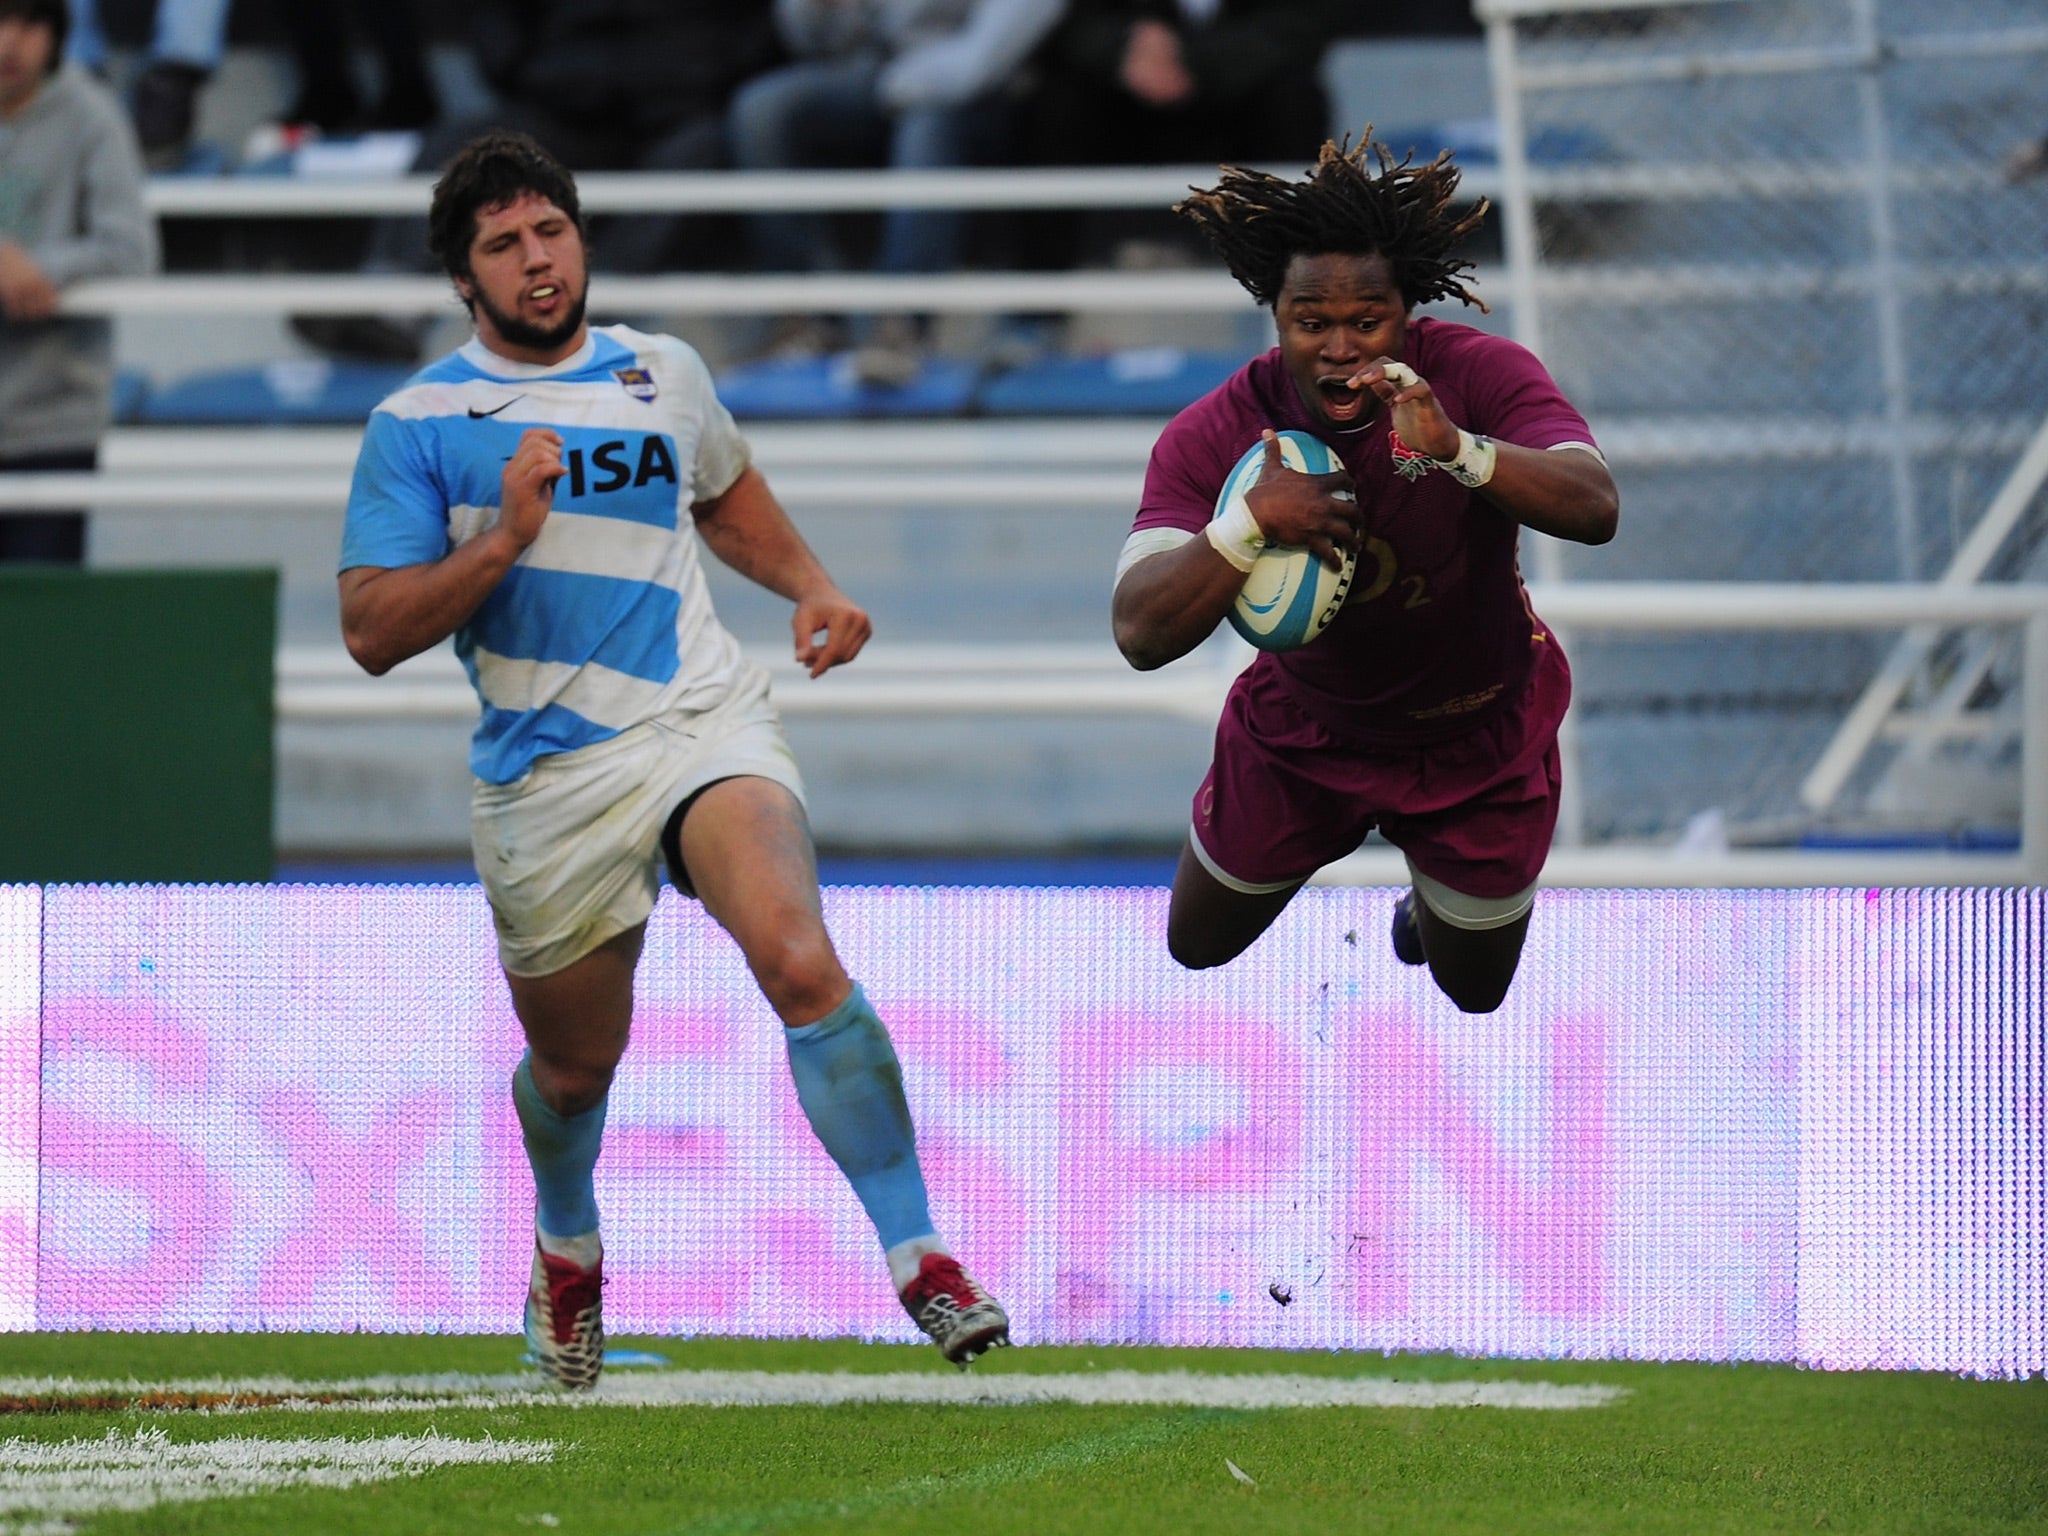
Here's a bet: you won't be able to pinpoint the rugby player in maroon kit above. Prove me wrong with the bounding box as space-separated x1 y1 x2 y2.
1112 137 1619 1012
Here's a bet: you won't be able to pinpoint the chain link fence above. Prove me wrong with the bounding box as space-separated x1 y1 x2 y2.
1481 0 2048 846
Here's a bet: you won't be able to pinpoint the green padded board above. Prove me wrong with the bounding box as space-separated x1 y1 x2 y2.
0 568 277 882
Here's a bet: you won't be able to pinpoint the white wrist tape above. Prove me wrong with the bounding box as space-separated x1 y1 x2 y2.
1205 499 1265 572
1435 428 1498 489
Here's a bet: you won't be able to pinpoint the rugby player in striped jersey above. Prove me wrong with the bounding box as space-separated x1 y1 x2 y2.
339 133 1008 1387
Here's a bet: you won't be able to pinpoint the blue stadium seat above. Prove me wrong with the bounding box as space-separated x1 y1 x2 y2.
111 369 151 423
1375 117 1608 167
714 353 979 419
977 347 1249 417
140 359 415 425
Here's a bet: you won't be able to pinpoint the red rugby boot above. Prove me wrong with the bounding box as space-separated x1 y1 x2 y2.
525 1240 604 1391
900 1253 1011 1367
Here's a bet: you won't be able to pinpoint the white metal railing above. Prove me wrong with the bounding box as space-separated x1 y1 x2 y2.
59 270 1258 317
136 155 2018 221
268 583 2048 886
21 411 2033 508
0 470 1144 510
142 166 1333 217
94 421 1166 472
60 261 2048 317
1802 408 2048 812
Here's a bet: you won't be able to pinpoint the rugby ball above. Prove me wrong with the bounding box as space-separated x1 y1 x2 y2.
1214 430 1356 651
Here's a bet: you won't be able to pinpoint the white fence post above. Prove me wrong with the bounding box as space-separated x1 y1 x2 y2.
2026 615 2048 885
1801 408 2048 813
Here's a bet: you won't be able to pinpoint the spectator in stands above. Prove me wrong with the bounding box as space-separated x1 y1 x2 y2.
271 0 438 134
1028 0 1354 171
727 0 1066 386
2006 131 2048 182
1006 0 1354 284
64 0 229 165
0 0 157 563
298 0 781 363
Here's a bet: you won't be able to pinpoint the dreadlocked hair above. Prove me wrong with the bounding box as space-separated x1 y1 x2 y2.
1175 133 1489 312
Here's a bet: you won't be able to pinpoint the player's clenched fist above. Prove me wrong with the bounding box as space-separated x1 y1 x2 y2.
500 428 566 548
792 585 872 678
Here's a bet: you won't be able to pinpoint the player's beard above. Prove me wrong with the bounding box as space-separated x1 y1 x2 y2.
473 277 588 353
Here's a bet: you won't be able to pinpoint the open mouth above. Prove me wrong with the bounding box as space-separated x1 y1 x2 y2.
1317 377 1368 420
527 284 560 306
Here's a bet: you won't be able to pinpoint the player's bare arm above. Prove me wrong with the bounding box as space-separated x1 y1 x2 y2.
1114 429 1358 671
691 463 872 677
1355 359 1620 545
340 427 562 675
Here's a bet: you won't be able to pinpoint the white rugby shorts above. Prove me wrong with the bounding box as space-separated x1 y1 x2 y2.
470 664 806 977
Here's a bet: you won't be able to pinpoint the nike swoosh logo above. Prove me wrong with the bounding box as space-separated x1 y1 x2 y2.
466 396 525 419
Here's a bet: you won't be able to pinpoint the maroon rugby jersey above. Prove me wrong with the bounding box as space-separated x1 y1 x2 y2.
1133 317 1598 746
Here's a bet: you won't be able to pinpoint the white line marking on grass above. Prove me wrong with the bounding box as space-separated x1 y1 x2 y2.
0 1427 553 1534
0 1371 1625 1413
666 1410 1222 1536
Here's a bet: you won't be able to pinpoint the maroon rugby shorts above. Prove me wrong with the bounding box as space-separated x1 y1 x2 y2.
1189 640 1570 898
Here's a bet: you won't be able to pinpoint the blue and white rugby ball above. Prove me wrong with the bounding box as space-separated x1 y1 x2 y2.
1214 429 1356 651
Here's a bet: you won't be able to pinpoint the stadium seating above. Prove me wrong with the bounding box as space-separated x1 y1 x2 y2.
708 353 980 420
978 347 1251 417
140 358 416 425
123 346 1267 424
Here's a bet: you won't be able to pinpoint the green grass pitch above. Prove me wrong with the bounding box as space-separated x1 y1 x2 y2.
0 1333 2040 1534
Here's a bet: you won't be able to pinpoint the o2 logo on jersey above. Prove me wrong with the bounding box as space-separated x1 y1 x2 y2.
562 436 679 499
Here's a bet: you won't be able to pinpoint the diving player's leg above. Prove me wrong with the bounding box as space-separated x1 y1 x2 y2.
1401 880 1534 1014
1167 837 1304 970
1381 648 1567 1015
1166 679 1358 970
673 774 1010 1364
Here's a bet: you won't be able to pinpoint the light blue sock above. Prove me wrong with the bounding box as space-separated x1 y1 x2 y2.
784 983 936 1253
512 1052 607 1241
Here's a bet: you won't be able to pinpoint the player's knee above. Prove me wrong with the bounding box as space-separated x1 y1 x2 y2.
1166 920 1239 972
530 1051 618 1116
1436 971 1514 1015
748 924 845 1020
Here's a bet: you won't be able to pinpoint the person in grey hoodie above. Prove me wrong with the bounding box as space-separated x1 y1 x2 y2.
0 0 157 562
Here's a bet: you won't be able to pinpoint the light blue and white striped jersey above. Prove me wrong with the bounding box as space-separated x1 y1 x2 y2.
341 325 752 784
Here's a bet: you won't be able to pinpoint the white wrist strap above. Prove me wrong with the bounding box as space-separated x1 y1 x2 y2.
1436 428 1498 489
1206 499 1265 573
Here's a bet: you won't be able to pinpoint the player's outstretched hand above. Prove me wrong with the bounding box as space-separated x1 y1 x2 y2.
793 586 872 678
500 428 566 550
1244 428 1360 571
1351 359 1459 461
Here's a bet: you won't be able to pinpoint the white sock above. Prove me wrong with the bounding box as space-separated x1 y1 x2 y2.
886 1233 948 1292
537 1227 602 1270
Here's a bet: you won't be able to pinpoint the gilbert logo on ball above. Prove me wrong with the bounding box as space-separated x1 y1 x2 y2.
1213 430 1357 651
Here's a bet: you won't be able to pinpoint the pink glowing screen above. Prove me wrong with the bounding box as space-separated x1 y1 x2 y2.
3 884 2040 1374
